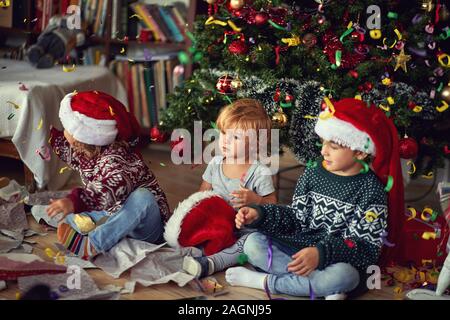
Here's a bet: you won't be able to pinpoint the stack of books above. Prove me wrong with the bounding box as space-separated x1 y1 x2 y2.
127 2 186 42
110 54 184 129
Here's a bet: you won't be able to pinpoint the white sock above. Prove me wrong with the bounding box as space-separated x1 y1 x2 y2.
225 267 266 290
325 293 347 300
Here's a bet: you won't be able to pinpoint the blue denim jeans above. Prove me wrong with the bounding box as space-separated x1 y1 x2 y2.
244 232 360 297
65 188 164 253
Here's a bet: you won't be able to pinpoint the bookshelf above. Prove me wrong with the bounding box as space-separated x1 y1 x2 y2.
0 0 198 76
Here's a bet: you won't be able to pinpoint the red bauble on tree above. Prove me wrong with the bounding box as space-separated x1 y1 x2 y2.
228 40 249 55
399 136 419 159
150 126 169 143
255 12 269 26
216 75 236 94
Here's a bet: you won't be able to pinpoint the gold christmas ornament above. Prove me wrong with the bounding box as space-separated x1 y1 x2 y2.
441 84 450 103
394 48 411 73
272 111 288 128
230 0 245 10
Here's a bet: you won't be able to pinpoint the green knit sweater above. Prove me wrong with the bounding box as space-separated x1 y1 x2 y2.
248 163 388 272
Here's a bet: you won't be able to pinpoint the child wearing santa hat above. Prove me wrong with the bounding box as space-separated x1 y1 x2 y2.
167 99 277 278
47 91 170 259
225 98 405 299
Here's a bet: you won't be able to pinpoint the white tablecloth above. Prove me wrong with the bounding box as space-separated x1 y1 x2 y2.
0 59 127 190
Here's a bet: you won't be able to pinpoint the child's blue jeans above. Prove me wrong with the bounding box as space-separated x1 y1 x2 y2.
65 188 164 253
244 232 360 297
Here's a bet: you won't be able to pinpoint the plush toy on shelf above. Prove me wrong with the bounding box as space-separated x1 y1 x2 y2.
26 15 85 69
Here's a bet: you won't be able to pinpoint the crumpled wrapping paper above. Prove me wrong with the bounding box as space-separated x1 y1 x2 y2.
0 203 28 232
18 267 119 300
92 238 202 288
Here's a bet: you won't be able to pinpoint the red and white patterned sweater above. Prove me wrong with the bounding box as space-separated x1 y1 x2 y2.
49 128 171 222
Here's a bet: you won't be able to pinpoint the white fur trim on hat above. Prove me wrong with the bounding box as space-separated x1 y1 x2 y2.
314 115 376 155
59 92 118 146
164 190 219 249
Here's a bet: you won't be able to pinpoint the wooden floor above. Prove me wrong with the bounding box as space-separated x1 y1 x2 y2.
0 145 439 300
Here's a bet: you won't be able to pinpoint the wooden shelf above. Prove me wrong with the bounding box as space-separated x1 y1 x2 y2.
0 26 39 36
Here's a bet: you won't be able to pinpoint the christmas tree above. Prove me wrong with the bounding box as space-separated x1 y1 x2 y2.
159 0 450 174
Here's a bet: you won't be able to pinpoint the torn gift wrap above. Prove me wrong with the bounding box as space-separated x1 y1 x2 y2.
0 203 28 231
24 190 70 206
18 267 120 300
0 179 29 203
0 253 67 281
129 246 202 288
30 205 62 228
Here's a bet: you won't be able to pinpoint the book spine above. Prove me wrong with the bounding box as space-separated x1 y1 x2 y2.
158 6 184 43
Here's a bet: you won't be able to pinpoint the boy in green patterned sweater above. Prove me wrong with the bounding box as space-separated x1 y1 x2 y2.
225 98 405 299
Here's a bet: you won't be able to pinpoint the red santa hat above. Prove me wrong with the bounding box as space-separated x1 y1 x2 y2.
164 191 237 256
314 98 405 265
59 91 140 146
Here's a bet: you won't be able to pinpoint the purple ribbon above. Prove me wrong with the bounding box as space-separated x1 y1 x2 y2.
309 280 316 300
267 237 273 271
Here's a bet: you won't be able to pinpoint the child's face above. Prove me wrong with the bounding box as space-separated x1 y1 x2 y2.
321 140 366 175
219 129 249 162
64 130 75 146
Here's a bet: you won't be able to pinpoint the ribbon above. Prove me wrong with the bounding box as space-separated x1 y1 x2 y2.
384 176 394 192
319 97 336 119
406 207 417 221
205 16 227 26
354 158 369 173
436 100 449 112
407 160 416 175
339 27 354 43
268 19 287 31
412 105 423 112
422 232 437 240
227 20 242 32
437 53 450 67
62 64 76 72
439 28 450 40
281 35 301 47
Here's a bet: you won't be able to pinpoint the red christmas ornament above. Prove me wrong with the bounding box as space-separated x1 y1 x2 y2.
255 12 269 26
228 40 248 55
150 127 169 143
363 81 373 92
399 136 419 159
407 101 416 110
348 70 359 78
285 94 294 102
216 75 236 95
273 87 281 102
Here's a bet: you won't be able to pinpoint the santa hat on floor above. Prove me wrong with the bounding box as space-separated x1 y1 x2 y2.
164 191 237 256
314 98 405 266
59 91 140 146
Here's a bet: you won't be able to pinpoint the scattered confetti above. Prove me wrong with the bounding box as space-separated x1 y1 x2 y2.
421 171 434 179
15 292 20 300
6 100 20 109
36 146 51 161
7 113 14 120
36 118 43 130
19 83 28 91
406 160 416 175
365 211 379 223
237 253 248 265
421 231 437 240
45 247 56 258
384 176 394 192
109 106 115 116
129 14 142 20
406 207 417 221
62 64 76 72
59 166 69 174
159 162 166 167
120 47 125 54
306 160 317 168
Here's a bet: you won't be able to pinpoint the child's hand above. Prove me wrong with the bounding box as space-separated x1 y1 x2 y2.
287 247 319 276
235 207 259 229
46 198 74 220
230 187 262 209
